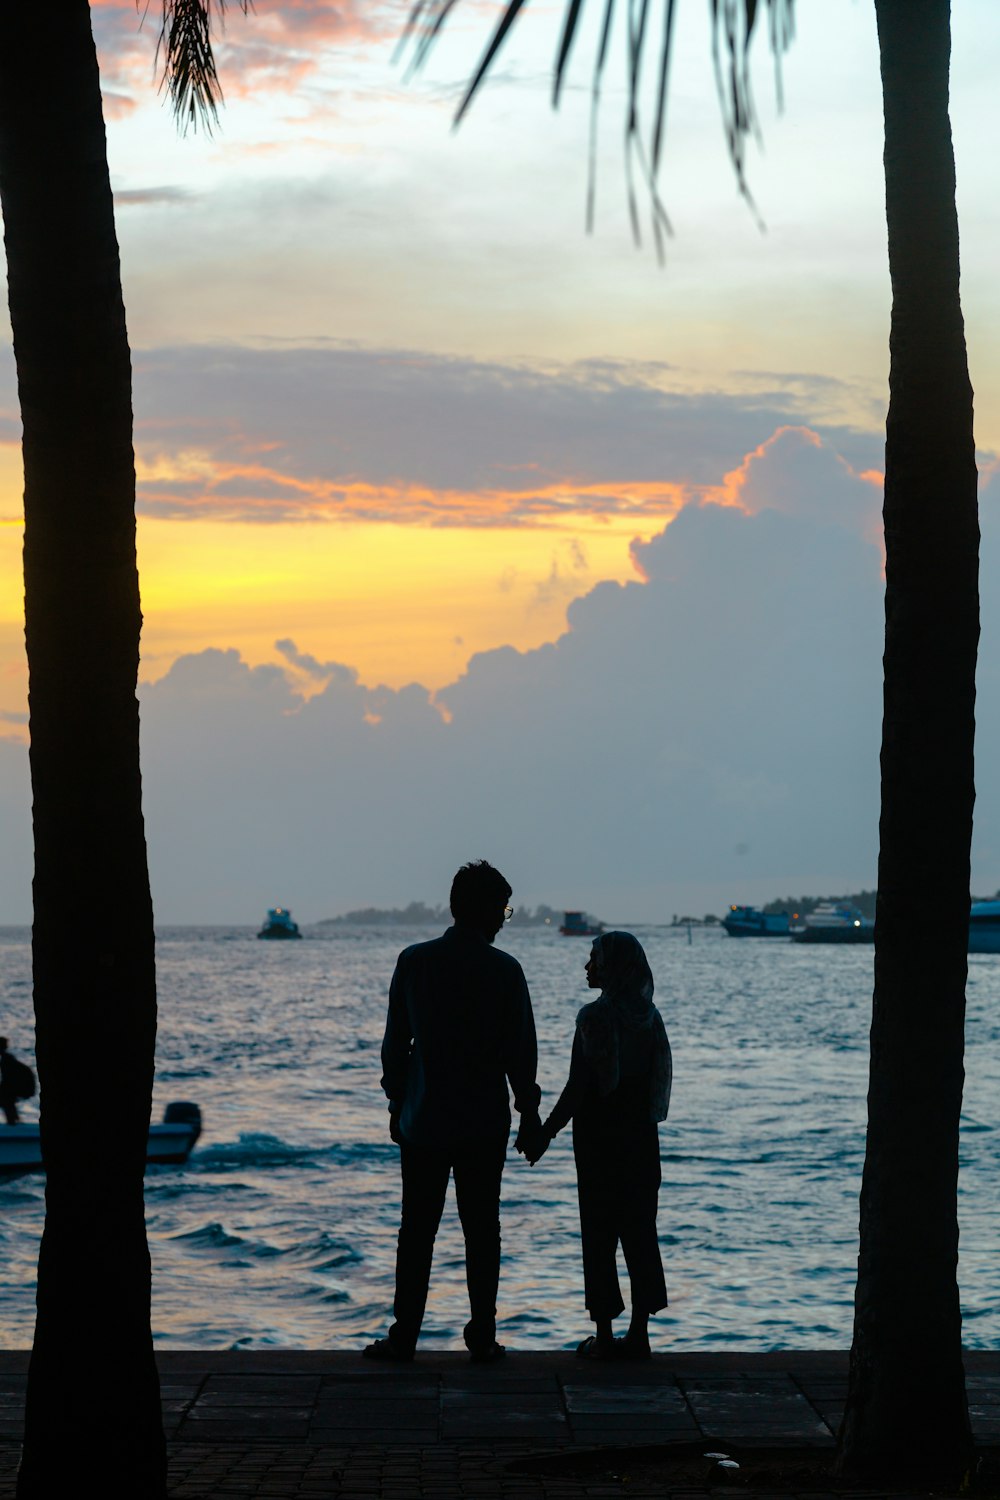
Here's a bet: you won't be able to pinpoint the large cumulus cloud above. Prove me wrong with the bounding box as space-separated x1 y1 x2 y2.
131 428 894 922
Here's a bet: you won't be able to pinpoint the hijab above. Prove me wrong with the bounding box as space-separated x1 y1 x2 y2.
577 930 672 1122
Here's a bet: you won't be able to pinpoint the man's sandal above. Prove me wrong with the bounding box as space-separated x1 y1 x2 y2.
362 1336 415 1363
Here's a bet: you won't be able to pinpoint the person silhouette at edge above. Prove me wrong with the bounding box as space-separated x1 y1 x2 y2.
0 1037 34 1126
364 860 542 1363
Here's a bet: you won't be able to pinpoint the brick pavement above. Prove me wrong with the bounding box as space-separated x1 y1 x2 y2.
1 1350 999 1497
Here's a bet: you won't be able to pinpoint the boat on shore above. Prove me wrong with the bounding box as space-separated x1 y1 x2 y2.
792 902 874 944
258 906 302 940
559 911 603 937
969 900 1000 954
0 1101 202 1174
722 906 791 938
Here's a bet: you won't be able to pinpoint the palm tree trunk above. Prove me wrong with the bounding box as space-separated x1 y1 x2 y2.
0 6 165 1496
837 0 977 1482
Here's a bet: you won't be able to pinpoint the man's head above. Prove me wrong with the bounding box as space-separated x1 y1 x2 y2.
450 861 512 943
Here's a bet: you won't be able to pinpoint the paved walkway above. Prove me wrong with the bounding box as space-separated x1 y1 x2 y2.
2 1350 999 1496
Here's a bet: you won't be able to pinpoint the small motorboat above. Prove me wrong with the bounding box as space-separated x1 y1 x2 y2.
0 1101 202 1174
559 911 603 937
257 906 302 940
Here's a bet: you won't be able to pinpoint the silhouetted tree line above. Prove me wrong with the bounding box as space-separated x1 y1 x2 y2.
764 891 878 920
319 902 567 927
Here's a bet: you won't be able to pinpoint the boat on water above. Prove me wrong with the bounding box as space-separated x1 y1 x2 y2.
559 911 603 937
969 899 1000 953
792 902 874 944
257 906 302 940
0 1101 202 1174
722 905 791 938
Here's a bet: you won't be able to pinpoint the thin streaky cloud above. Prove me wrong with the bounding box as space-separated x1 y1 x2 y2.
122 342 886 526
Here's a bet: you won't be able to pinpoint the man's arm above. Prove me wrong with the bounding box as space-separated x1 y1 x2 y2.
380 955 413 1123
505 966 541 1126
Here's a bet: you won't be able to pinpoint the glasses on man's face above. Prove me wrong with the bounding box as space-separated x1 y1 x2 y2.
503 906 514 922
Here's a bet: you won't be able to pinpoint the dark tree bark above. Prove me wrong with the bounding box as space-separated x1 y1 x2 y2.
0 7 165 1496
837 0 977 1483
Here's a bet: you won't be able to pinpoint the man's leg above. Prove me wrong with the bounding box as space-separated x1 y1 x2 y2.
0 1090 17 1126
389 1139 451 1351
453 1139 506 1354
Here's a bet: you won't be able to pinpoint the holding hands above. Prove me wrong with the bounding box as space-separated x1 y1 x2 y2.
515 1117 552 1166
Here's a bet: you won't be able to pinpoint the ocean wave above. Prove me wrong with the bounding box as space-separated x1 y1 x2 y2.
284 1230 362 1269
189 1133 398 1172
169 1220 248 1250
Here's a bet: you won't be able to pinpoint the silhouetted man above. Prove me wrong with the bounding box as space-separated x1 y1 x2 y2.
0 1037 34 1125
365 860 541 1362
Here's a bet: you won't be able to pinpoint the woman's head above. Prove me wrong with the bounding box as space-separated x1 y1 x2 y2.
586 931 654 1007
577 929 669 1113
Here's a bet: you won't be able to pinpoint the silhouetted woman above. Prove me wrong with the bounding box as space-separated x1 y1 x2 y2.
531 931 671 1358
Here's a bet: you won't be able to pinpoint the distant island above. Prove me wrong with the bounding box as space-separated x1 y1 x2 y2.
317 902 573 928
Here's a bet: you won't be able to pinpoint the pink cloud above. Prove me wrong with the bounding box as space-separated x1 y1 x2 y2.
91 1 388 111
136 457 687 528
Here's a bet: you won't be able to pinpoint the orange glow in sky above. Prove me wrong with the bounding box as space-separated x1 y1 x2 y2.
135 511 663 692
0 454 678 730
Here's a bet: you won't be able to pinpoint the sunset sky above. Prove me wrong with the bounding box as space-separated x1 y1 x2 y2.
2 0 1000 922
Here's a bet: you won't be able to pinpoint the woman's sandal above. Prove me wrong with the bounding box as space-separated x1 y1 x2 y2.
576 1334 652 1361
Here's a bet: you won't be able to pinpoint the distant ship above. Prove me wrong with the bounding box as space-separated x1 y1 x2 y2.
257 906 302 940
722 905 791 938
792 902 874 944
969 899 1000 954
559 911 603 937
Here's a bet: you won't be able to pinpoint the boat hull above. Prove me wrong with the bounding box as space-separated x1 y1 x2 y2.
792 924 874 944
722 907 790 938
723 922 790 938
969 900 1000 953
0 1112 200 1174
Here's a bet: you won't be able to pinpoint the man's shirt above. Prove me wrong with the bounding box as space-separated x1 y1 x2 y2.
380 924 541 1152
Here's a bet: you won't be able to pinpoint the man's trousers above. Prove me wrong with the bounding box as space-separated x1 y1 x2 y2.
389 1135 507 1353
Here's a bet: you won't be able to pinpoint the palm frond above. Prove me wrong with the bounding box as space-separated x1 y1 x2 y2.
455 0 530 126
150 0 251 134
402 0 795 242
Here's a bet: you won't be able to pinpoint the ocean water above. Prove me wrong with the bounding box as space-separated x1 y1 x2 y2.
1 923 999 1351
